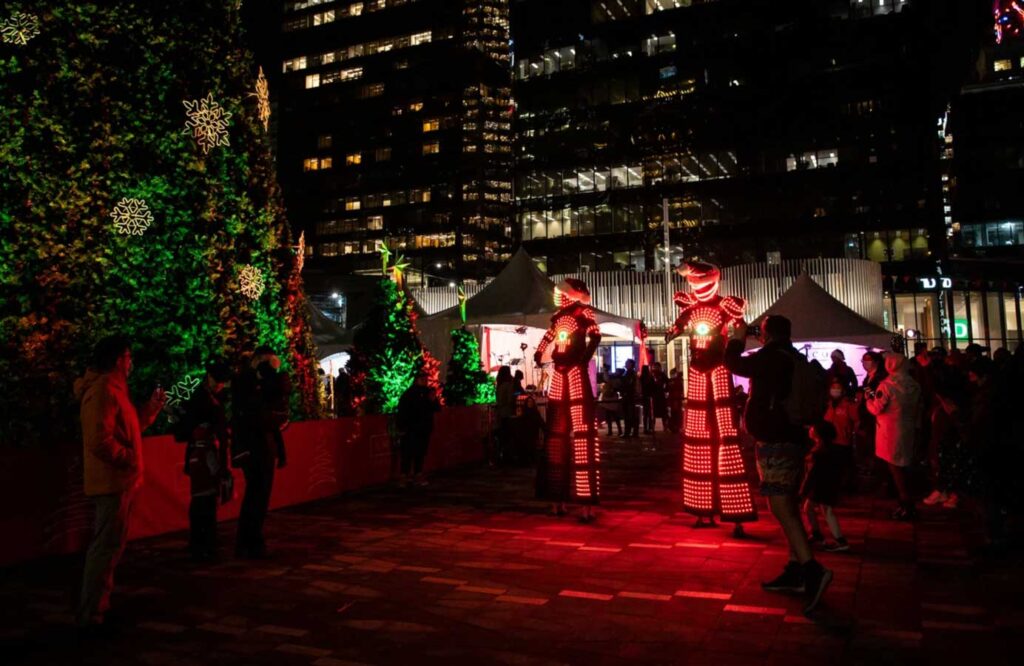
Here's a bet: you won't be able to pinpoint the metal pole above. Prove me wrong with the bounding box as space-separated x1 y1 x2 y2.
662 197 674 371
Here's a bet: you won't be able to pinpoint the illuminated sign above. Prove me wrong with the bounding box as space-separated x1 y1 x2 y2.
917 276 953 290
953 319 969 340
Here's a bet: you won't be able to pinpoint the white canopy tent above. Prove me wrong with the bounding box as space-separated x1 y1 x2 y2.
417 248 640 376
742 273 894 384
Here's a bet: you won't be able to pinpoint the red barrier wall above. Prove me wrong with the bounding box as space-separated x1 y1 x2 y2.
0 407 489 568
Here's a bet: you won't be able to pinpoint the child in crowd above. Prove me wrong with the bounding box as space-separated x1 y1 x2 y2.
801 420 850 552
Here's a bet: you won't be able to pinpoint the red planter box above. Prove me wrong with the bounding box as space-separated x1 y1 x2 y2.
0 406 489 567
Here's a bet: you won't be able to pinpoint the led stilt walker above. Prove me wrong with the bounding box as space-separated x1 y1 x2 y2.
666 261 757 529
535 278 602 521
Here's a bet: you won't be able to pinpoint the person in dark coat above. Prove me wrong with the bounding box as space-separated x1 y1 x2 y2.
649 362 669 431
397 372 441 486
620 359 639 438
175 362 233 561
233 346 291 559
825 350 858 398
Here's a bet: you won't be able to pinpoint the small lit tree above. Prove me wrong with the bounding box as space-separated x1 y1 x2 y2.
347 278 440 414
444 327 494 406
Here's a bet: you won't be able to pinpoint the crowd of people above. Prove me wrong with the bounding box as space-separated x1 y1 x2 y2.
74 336 292 629
72 318 1023 628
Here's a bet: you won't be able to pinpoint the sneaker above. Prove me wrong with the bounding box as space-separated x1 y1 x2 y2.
802 560 833 614
923 490 948 506
761 562 805 593
942 493 959 509
823 538 850 553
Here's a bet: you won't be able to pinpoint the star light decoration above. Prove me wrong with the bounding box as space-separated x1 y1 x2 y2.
183 93 232 154
165 376 201 409
390 255 411 289
110 197 154 236
1 12 40 45
238 264 265 300
252 66 271 132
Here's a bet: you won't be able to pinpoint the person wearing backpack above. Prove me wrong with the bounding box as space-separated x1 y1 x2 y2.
725 315 833 615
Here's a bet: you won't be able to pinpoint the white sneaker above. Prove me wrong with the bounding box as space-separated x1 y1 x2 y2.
923 490 948 506
942 493 959 509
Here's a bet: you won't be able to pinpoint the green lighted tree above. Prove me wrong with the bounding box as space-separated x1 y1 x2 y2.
444 328 494 406
0 2 319 443
347 279 441 414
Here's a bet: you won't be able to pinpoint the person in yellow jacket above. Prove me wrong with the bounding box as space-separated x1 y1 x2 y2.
73 335 165 628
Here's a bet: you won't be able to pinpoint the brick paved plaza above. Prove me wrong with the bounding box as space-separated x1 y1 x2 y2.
1 434 1019 665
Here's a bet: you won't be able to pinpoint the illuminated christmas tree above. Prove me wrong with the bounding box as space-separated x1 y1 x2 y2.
444 328 495 406
0 2 319 442
347 279 441 414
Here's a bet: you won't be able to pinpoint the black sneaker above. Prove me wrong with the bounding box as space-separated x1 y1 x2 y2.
802 560 833 614
823 538 849 553
761 562 805 593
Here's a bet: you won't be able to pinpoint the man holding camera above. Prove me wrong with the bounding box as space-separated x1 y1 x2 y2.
725 315 833 614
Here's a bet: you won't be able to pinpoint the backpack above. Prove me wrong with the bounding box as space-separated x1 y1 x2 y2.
780 350 828 426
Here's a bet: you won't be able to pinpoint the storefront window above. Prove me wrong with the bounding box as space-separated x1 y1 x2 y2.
1006 294 1023 345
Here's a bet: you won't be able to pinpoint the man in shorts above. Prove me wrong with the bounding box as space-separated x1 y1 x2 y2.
725 315 832 614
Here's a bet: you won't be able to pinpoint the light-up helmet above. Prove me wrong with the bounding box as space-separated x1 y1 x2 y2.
554 278 591 308
676 261 720 302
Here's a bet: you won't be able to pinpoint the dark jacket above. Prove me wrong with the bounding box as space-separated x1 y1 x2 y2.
397 383 440 435
825 361 858 397
231 365 290 465
175 384 231 475
724 339 803 443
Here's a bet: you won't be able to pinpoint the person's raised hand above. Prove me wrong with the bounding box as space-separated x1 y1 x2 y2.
732 321 748 341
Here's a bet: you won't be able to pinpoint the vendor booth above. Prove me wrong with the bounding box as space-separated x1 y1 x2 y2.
418 248 641 389
745 273 894 385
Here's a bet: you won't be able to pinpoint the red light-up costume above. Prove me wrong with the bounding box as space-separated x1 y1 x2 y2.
534 279 602 505
667 262 757 524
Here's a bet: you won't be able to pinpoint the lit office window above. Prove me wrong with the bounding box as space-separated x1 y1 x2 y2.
409 101 424 111
367 215 384 230
345 198 361 211
346 153 362 165
282 56 307 72
375 147 392 161
305 73 320 89
303 157 319 172
320 157 333 169
422 141 440 155
410 31 432 45
994 59 1013 72
422 119 440 132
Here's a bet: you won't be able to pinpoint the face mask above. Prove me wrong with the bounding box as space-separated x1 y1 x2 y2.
830 389 843 398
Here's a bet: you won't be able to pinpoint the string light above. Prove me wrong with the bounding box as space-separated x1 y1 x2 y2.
238 264 265 300
0 12 39 45
253 66 270 131
110 197 153 236
183 93 232 154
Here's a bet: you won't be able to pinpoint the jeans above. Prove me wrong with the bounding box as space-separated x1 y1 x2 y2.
237 459 275 555
78 491 135 625
189 494 218 557
401 431 430 475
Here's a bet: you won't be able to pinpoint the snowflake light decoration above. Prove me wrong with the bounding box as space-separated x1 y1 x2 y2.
110 197 154 236
183 93 232 154
239 264 265 300
1 12 40 45
165 376 201 409
253 67 271 132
